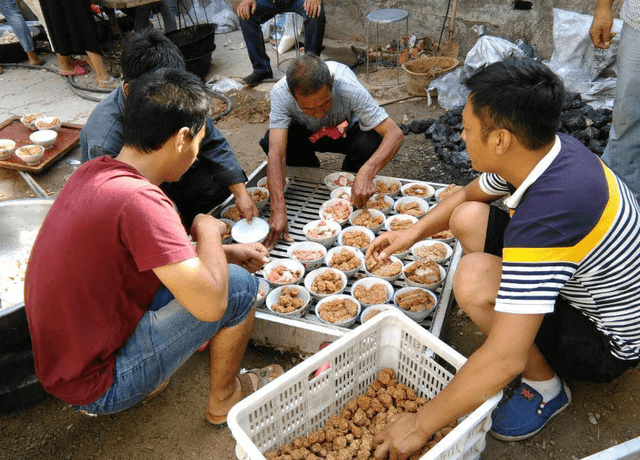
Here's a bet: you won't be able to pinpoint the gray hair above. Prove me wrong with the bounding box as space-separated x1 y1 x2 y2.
286 54 332 97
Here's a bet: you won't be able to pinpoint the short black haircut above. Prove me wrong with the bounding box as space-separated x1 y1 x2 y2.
463 58 564 150
123 68 211 153
120 29 185 83
286 54 332 97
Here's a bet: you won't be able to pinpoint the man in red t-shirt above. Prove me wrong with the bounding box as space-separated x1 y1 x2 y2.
25 69 280 425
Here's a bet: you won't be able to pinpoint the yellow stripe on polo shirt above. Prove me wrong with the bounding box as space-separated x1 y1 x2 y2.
503 162 621 264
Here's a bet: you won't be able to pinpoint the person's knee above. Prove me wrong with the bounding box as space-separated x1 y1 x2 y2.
227 264 259 316
450 202 490 252
452 253 500 313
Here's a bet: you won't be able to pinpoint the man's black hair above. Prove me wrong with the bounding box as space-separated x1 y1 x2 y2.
123 68 211 153
286 54 332 97
463 58 564 150
120 29 185 83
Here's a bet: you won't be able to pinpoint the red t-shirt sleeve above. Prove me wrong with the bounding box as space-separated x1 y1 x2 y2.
118 186 197 271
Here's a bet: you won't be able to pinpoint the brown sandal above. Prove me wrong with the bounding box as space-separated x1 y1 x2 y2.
205 364 284 428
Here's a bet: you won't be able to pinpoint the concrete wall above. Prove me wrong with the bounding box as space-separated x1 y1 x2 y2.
324 0 623 59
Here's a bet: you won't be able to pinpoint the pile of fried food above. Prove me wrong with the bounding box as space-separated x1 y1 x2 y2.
293 249 325 262
396 289 435 312
317 297 358 323
375 180 400 195
429 229 454 240
388 217 414 231
353 283 388 305
223 205 242 222
328 249 361 271
323 201 352 222
311 270 344 294
395 201 424 217
413 243 447 261
341 230 371 249
353 210 383 228
271 287 306 313
268 265 302 284
437 184 462 200
403 184 432 198
250 188 269 202
364 194 390 211
264 368 457 460
404 260 442 285
365 256 402 278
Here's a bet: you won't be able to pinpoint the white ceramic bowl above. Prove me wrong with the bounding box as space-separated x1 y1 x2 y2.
220 204 243 222
401 182 436 200
363 255 403 283
350 277 394 307
330 186 352 201
287 241 327 271
247 186 270 211
427 229 456 244
29 129 57 149
257 176 290 193
411 239 453 264
35 116 62 132
262 258 305 288
325 245 365 278
359 304 395 324
15 144 44 165
323 172 355 191
337 226 375 251
393 196 430 219
231 217 269 244
315 294 361 328
393 287 439 322
364 193 394 215
373 176 402 197
403 260 447 290
303 219 341 248
304 267 347 300
266 285 311 318
255 278 270 308
319 198 352 226
434 184 463 202
384 214 418 232
348 208 386 234
20 113 43 130
218 217 235 244
0 139 16 160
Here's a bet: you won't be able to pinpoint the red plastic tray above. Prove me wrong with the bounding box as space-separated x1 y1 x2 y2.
0 116 81 173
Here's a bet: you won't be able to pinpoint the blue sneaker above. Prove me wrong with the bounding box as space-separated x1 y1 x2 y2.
490 380 572 441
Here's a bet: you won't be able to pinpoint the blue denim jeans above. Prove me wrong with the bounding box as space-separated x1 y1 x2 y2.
0 0 35 53
239 0 325 75
602 22 640 199
73 264 258 415
134 0 177 33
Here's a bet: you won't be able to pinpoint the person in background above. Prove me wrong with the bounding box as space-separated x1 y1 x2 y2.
0 0 44 73
262 54 404 249
38 0 117 88
25 68 281 424
367 59 640 459
236 0 325 85
590 0 640 203
80 29 258 228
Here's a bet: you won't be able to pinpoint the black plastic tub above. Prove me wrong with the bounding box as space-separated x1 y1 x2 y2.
166 23 217 79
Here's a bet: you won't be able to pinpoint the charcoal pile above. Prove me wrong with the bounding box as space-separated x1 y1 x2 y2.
398 91 612 169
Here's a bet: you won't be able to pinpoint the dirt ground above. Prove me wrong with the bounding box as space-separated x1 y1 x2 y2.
1 87 639 460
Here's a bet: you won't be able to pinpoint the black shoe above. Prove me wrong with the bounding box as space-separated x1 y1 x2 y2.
242 71 273 86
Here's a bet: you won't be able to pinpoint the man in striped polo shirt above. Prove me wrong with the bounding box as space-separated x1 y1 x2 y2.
367 59 640 458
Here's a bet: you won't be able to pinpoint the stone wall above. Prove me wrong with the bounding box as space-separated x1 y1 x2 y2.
324 0 623 59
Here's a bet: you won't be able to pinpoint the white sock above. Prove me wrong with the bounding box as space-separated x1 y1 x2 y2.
521 375 562 403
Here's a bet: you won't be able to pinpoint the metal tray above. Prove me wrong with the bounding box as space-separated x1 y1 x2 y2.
214 162 462 355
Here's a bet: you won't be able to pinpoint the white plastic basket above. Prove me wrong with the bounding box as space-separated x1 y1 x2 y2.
228 310 502 460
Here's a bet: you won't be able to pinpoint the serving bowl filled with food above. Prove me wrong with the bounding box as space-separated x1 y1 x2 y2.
257 176 290 193
218 217 234 244
330 186 351 201
325 245 364 277
247 186 270 211
0 139 16 160
373 176 402 197
337 225 375 251
323 172 355 190
315 294 361 327
401 182 436 200
359 304 394 324
221 204 243 222
255 278 270 308
403 259 447 290
349 208 385 234
266 285 311 318
411 239 453 264
20 112 43 130
393 196 429 219
287 241 327 271
35 116 62 132
304 267 347 300
393 286 438 322
384 214 418 232
303 219 341 247
434 183 463 202
350 277 394 307
15 144 44 165
364 254 403 282
364 193 394 214
319 198 352 226
262 259 305 288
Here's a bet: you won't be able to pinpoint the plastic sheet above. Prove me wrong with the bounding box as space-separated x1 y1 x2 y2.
206 74 244 93
177 0 239 33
